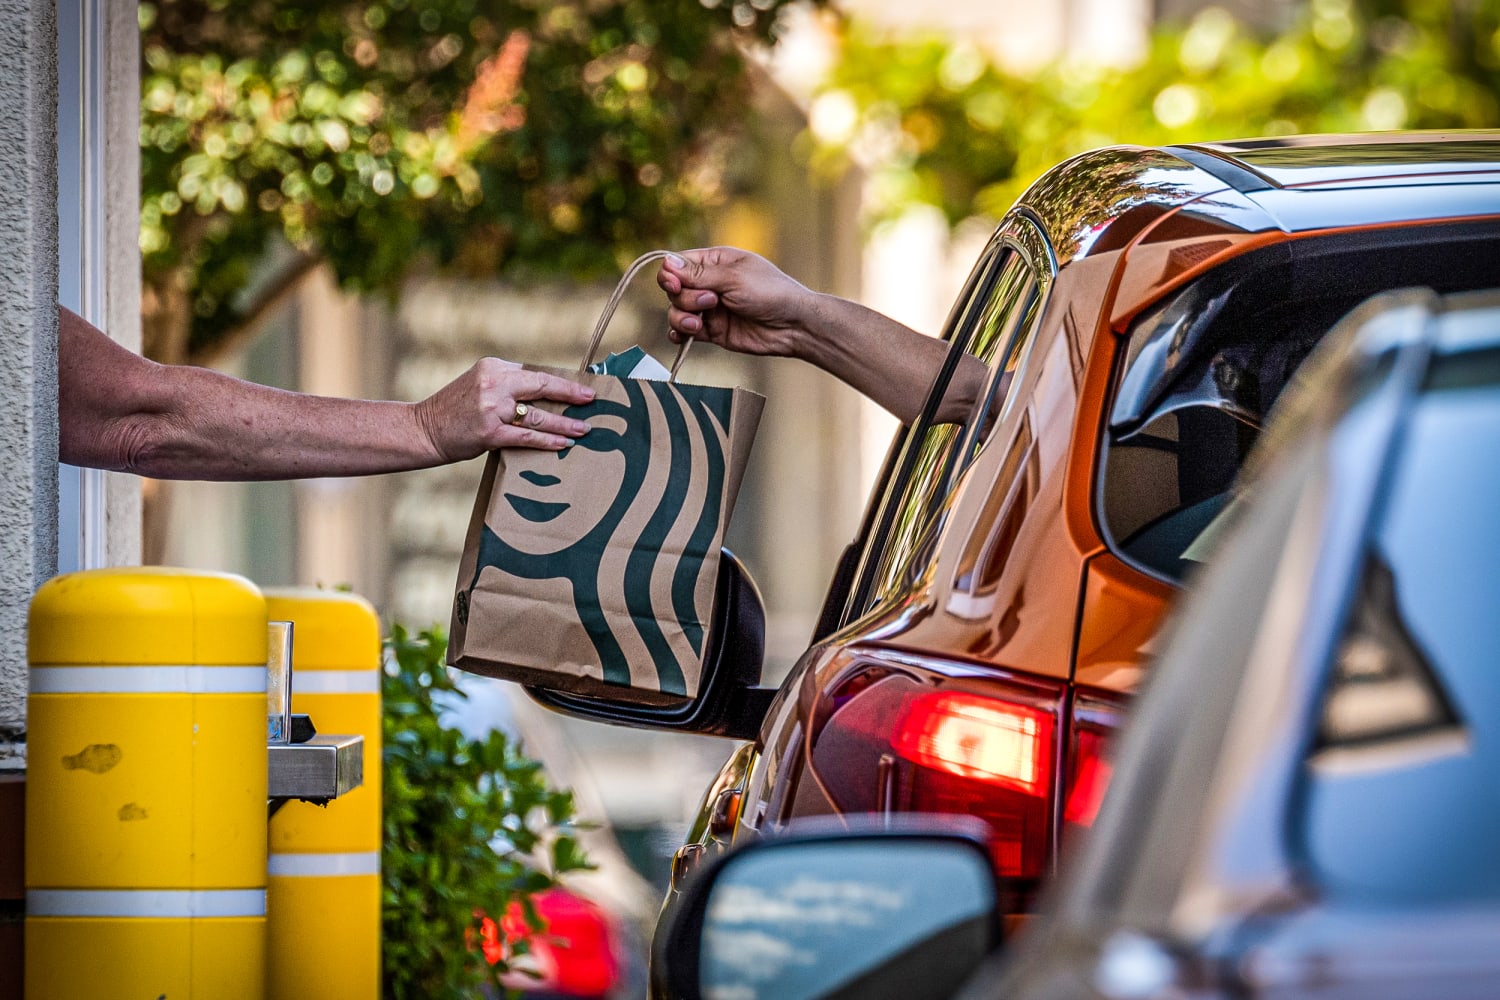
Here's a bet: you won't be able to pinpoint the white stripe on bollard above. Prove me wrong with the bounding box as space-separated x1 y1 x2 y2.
29 665 267 695
268 851 381 877
28 888 267 918
287 670 380 695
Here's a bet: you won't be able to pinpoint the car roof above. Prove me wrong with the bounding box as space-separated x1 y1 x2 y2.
1014 132 1500 270
1178 131 1500 190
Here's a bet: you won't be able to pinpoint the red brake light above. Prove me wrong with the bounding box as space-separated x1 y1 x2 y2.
1062 693 1124 838
1062 739 1112 828
809 668 1063 879
894 691 1051 796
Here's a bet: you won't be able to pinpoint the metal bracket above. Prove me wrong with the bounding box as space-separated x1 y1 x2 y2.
268 734 364 812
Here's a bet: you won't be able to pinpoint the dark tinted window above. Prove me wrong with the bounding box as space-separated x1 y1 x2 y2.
1101 227 1500 584
1302 345 1500 903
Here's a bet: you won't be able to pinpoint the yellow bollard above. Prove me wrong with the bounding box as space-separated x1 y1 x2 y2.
25 568 268 1000
265 588 382 1000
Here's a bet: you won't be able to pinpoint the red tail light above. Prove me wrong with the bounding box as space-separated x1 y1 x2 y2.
1062 692 1124 840
808 667 1063 879
1062 729 1112 828
894 691 1051 796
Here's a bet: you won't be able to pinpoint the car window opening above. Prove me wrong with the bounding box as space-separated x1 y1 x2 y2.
857 244 1049 616
1314 550 1463 760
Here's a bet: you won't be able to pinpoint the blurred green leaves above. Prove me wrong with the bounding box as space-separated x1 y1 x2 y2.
140 0 808 360
381 624 592 1000
805 0 1500 230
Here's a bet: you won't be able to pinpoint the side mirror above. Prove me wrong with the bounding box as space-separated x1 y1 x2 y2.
526 548 776 739
658 818 1004 1000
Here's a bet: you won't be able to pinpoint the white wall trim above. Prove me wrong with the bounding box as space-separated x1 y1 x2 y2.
0 0 61 765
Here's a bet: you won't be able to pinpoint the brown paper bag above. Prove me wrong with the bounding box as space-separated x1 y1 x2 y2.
448 251 765 705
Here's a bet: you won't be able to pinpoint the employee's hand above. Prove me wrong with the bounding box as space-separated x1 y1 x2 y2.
415 358 595 461
657 247 819 359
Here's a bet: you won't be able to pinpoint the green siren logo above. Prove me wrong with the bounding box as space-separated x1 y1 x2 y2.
463 378 733 697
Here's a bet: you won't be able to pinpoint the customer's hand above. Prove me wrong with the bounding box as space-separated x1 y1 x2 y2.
657 247 819 358
415 358 595 461
658 247 973 425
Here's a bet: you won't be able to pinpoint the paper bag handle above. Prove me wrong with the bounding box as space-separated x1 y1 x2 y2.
578 250 692 382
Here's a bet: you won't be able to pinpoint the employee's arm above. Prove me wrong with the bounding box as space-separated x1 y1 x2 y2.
57 306 595 481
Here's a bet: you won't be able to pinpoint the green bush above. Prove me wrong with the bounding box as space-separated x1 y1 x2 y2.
382 624 593 999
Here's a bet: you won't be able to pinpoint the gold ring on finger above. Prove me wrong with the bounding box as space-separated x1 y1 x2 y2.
512 402 530 425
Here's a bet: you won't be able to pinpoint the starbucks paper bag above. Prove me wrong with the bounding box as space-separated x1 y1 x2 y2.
448 252 765 705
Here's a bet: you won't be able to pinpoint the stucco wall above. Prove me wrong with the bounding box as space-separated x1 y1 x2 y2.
0 2 60 765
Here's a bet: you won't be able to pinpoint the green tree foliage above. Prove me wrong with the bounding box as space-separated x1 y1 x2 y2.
382 624 592 1000
806 0 1500 229
140 0 807 362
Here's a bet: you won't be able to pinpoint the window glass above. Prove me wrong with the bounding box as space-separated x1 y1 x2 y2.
855 249 1043 614
1100 228 1500 584
1100 271 1331 582
1301 349 1500 903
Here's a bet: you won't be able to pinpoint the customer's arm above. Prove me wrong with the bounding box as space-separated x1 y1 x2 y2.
657 248 987 425
58 306 595 480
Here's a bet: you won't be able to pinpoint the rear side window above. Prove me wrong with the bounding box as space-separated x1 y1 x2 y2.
1301 345 1500 903
1101 276 1342 583
1100 225 1500 584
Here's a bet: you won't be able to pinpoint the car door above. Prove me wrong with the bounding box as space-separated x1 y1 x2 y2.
743 216 1057 841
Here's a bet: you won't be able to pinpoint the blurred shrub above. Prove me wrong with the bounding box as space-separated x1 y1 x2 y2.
382 623 592 1000
806 0 1500 228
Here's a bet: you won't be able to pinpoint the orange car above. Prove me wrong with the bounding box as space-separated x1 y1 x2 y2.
531 132 1500 920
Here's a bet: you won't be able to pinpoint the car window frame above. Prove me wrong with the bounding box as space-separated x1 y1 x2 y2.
871 232 1055 605
836 215 1054 627
816 239 1002 633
